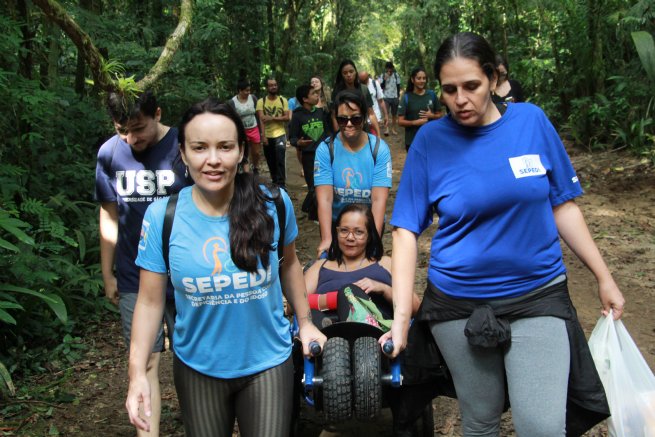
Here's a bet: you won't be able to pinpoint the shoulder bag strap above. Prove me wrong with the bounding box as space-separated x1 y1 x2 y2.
162 193 179 274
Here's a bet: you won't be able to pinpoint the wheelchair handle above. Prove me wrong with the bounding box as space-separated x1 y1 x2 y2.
309 341 322 357
382 339 394 356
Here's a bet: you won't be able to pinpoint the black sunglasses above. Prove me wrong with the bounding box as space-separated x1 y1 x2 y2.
336 115 364 127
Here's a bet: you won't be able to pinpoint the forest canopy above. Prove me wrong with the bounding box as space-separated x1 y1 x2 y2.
1 0 654 389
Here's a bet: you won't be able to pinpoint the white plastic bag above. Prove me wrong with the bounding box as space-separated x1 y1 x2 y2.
588 311 655 437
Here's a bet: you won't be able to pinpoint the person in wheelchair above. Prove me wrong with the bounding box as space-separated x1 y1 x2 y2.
304 203 420 329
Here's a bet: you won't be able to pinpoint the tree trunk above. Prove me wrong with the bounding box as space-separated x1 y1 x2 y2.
18 0 33 80
267 0 276 72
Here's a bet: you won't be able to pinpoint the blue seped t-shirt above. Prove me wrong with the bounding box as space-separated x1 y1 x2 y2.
135 186 297 378
94 128 188 295
391 103 583 299
313 133 392 220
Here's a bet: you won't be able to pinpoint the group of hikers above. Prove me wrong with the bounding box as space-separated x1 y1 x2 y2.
96 31 625 437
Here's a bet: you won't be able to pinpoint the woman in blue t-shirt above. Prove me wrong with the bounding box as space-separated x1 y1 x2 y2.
382 32 625 436
314 90 393 258
125 98 325 437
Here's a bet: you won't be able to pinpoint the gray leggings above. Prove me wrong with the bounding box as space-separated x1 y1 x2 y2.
430 316 570 437
173 355 293 437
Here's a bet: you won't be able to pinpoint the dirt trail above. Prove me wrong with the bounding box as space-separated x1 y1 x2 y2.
5 131 654 436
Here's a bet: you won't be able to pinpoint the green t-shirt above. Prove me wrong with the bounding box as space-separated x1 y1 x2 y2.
398 91 441 147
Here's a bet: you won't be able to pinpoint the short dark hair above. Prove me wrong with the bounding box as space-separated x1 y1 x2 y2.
295 84 313 104
328 204 383 264
434 32 497 84
385 61 394 70
107 90 158 125
334 89 366 115
237 79 250 92
266 77 277 86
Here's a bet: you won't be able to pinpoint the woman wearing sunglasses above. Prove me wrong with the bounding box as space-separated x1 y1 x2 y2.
314 91 392 257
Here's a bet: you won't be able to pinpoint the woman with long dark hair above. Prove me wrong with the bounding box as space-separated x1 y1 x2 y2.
383 32 624 436
397 66 443 151
125 98 325 437
304 203 420 327
330 59 381 136
492 54 525 104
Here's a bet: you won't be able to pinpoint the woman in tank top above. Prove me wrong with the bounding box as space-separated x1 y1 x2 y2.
304 203 420 326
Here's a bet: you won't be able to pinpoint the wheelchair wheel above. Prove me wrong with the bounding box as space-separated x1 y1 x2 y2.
352 336 382 420
321 336 352 422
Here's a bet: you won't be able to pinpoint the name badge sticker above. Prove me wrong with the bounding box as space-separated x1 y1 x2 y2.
508 154 547 179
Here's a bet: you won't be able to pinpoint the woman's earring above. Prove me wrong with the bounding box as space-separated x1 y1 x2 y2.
184 166 189 178
238 162 244 174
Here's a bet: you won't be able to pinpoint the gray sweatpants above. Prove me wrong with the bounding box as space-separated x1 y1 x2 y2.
430 316 570 437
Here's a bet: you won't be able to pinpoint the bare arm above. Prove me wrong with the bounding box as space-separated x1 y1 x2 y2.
304 259 321 294
126 270 167 432
378 98 389 127
99 202 119 305
356 256 420 314
280 241 327 354
315 185 334 257
553 200 625 319
368 108 380 136
370 186 389 237
379 227 418 357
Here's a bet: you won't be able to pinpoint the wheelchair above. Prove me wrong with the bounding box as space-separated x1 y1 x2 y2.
290 317 435 436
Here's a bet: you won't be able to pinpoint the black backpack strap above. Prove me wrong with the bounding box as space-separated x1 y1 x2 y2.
270 186 286 267
328 132 337 164
367 133 380 165
162 193 179 274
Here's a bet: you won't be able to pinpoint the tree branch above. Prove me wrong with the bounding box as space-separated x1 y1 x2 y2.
31 0 113 91
32 0 193 93
137 0 193 90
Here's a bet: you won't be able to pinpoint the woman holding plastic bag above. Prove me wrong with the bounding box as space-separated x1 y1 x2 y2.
382 32 626 436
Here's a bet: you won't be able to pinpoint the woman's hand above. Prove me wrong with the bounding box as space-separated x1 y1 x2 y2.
378 318 409 359
353 277 386 295
125 374 152 432
316 238 331 258
599 278 625 320
298 322 327 357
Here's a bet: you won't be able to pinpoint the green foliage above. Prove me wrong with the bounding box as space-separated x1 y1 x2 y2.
0 13 107 383
632 31 655 84
2 0 654 400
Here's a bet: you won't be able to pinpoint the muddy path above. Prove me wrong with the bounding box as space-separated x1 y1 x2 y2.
3 131 654 436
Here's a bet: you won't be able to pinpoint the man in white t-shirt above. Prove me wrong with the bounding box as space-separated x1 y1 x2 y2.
382 61 402 136
359 71 388 136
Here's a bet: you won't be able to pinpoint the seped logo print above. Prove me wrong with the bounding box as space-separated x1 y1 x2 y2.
202 237 229 276
335 166 371 201
342 167 363 189
180 235 273 308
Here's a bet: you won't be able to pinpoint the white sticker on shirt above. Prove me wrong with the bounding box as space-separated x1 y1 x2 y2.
508 154 546 179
